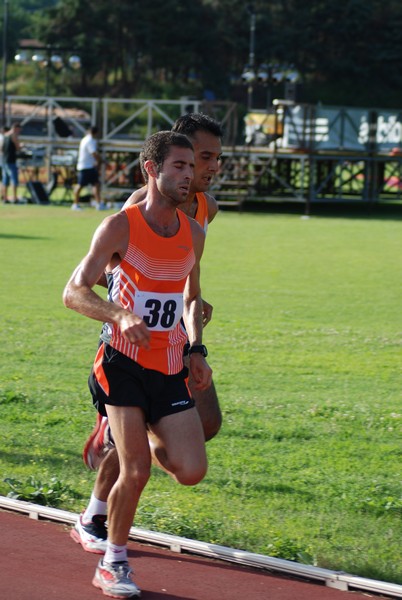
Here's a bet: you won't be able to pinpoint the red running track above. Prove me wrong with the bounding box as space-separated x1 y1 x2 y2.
1 510 375 600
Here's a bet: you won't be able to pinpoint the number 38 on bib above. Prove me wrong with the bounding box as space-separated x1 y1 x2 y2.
134 291 184 331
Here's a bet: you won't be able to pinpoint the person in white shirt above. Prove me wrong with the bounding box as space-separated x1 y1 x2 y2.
73 125 102 210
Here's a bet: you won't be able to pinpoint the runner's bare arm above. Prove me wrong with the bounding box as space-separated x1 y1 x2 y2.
201 299 213 327
183 219 212 390
63 213 150 348
95 188 147 287
199 192 218 325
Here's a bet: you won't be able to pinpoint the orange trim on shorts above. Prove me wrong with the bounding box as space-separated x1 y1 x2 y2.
93 344 109 396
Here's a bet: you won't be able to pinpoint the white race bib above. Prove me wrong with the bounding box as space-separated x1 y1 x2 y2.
134 291 183 331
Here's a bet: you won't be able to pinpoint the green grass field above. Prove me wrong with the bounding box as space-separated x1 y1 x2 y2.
0 203 401 584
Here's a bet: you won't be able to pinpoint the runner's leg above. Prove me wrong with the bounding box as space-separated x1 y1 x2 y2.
149 407 207 485
106 405 151 547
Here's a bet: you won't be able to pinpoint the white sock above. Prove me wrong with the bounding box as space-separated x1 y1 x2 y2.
104 542 128 565
83 492 107 523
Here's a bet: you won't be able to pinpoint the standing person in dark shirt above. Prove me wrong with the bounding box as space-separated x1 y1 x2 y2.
2 122 23 204
0 125 10 180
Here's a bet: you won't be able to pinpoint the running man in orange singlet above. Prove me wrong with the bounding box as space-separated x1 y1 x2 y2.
124 113 223 439
71 114 223 559
63 131 212 598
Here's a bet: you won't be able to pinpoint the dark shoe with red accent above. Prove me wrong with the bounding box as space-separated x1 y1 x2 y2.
70 513 107 554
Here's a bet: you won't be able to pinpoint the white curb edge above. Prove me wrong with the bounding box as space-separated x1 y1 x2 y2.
0 495 400 598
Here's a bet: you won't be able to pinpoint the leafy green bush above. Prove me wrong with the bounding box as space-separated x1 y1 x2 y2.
4 476 72 507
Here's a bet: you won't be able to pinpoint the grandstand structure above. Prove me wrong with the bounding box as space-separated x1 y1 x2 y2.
4 95 402 212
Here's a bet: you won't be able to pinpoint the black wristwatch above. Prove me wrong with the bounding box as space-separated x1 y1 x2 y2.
188 344 208 357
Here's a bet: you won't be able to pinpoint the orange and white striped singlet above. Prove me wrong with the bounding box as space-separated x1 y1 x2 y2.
105 205 195 375
194 192 209 232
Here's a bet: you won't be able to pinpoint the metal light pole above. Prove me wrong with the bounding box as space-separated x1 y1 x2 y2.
247 5 256 111
1 0 9 126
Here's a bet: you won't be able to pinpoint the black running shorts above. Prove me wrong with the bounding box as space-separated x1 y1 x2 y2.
88 344 194 424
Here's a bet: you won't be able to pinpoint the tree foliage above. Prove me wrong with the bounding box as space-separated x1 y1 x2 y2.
2 0 402 107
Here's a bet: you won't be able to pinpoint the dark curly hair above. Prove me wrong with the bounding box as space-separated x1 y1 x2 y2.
140 130 193 181
172 113 223 139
